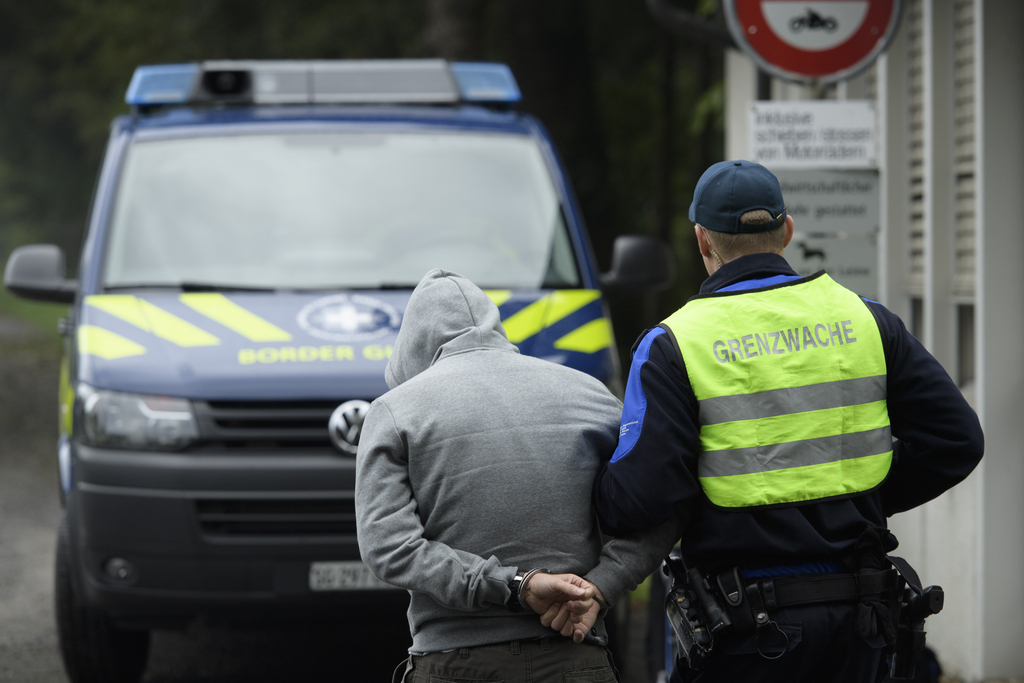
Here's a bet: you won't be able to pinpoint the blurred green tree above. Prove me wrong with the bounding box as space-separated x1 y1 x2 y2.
0 0 724 358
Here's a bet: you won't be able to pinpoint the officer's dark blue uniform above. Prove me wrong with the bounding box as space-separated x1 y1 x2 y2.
593 161 985 682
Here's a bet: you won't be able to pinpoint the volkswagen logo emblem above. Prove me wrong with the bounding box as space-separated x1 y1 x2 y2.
328 400 371 455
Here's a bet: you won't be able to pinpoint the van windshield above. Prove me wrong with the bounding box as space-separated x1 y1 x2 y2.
103 130 581 290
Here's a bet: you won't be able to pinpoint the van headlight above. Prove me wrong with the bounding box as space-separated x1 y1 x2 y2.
78 384 199 451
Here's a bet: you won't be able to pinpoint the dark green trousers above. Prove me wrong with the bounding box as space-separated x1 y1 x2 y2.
405 638 618 683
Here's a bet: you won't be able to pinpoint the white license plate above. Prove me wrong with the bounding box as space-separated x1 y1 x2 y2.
308 561 393 591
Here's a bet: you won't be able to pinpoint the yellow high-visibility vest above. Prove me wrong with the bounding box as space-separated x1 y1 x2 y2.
661 272 892 509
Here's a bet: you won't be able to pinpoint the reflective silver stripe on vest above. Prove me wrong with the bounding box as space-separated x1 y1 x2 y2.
698 426 893 478
698 375 887 426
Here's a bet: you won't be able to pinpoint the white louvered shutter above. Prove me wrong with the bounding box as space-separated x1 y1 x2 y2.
952 0 976 296
906 0 925 295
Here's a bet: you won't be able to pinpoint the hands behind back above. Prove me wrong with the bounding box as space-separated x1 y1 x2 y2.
520 572 604 643
540 589 603 643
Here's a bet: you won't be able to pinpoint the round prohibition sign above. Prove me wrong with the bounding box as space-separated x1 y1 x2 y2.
724 0 902 83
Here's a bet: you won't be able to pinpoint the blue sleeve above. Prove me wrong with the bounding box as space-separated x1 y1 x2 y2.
610 327 665 463
864 300 985 515
593 327 703 536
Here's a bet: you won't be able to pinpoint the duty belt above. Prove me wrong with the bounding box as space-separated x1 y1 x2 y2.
663 528 942 677
715 567 901 636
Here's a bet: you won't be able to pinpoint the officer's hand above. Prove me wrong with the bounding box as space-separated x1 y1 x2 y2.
520 573 594 616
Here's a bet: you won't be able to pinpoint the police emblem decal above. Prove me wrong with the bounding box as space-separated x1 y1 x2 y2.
297 294 401 342
329 400 371 455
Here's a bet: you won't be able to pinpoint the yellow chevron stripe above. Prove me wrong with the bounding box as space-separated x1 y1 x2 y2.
554 318 613 353
179 293 292 342
77 325 147 360
501 290 602 344
59 357 73 435
85 295 220 347
501 301 545 344
484 290 512 308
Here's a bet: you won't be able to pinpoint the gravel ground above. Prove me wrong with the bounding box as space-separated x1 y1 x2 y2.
0 319 410 682
0 320 65 682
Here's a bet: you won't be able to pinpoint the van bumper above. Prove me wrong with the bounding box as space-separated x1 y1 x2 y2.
67 444 406 626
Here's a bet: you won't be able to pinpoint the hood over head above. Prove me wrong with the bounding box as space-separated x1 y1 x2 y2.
384 269 517 389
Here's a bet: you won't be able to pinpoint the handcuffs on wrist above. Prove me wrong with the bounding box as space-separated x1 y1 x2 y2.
506 567 548 612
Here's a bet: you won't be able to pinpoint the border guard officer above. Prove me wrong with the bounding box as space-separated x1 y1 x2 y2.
593 160 984 682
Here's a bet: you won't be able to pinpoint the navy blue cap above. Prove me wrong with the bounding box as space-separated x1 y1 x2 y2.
688 160 787 234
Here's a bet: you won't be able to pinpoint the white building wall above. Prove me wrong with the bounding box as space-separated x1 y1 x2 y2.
724 0 1023 678
976 0 1024 677
882 2 982 679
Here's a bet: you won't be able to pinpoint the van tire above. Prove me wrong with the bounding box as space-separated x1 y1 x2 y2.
55 516 150 683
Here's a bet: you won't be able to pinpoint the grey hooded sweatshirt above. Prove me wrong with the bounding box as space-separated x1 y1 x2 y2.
355 269 677 653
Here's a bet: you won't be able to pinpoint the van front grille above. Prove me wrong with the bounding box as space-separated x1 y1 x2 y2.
193 399 354 449
195 498 356 537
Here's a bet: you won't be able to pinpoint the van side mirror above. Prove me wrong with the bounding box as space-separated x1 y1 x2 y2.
600 235 675 298
4 244 78 304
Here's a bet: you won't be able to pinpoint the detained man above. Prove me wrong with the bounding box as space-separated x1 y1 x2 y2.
356 269 677 683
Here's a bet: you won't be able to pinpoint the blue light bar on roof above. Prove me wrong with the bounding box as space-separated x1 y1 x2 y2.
125 60 521 108
126 64 199 105
450 62 521 103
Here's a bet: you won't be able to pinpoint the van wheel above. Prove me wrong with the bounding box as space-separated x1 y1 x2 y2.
55 516 150 683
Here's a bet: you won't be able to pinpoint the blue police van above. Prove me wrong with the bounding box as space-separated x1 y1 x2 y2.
3 60 671 682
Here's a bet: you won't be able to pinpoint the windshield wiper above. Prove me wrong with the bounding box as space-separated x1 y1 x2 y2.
103 282 277 293
291 283 419 292
179 282 277 293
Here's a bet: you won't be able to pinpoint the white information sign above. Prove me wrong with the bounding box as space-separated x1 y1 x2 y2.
776 169 880 299
749 101 877 169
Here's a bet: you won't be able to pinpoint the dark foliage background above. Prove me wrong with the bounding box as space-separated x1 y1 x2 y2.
0 0 724 363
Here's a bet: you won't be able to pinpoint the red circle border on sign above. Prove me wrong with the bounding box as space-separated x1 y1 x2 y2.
728 0 901 82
